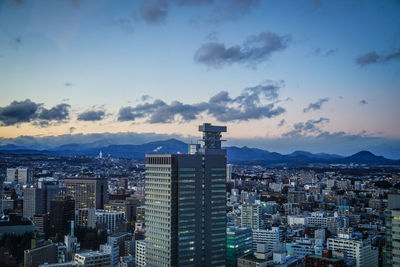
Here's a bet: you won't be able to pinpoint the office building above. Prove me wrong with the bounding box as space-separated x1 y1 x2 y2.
38 178 59 214
327 237 378 267
226 227 253 267
136 205 145 223
65 178 108 209
23 187 44 218
107 232 133 258
100 243 119 266
104 200 135 222
75 208 96 229
74 251 111 266
252 227 282 251
24 242 58 267
7 168 33 184
49 195 75 236
96 210 125 233
384 194 400 266
227 163 233 182
145 123 227 266
241 204 262 230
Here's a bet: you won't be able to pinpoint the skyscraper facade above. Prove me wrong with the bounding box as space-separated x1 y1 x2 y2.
145 123 227 267
65 178 108 209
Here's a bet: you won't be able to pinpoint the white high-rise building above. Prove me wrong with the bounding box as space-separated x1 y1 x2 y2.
327 237 378 267
95 210 125 233
7 168 32 184
100 243 119 266
135 240 146 267
226 164 233 182
252 227 282 251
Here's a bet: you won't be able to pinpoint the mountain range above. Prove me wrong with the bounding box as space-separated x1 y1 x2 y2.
0 138 398 166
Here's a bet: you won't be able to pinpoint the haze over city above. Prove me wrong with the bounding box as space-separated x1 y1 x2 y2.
1 0 400 158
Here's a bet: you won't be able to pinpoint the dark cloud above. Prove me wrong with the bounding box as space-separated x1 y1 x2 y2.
194 30 289 67
283 117 329 137
303 97 329 113
0 99 41 126
140 0 168 24
118 81 285 123
0 99 71 126
356 49 400 66
64 82 73 87
38 104 70 121
360 99 368 105
278 119 285 127
69 127 76 133
77 110 105 121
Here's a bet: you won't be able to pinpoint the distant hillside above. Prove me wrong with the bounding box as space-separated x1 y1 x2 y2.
0 138 398 165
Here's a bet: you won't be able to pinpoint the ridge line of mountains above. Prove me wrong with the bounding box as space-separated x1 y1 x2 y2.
0 138 399 165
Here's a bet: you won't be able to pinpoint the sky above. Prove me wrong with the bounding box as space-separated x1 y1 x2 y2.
0 0 400 158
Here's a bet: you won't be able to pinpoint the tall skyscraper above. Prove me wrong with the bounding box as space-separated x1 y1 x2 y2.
65 178 108 209
384 194 400 266
145 123 227 267
23 187 44 218
7 168 33 184
38 178 59 214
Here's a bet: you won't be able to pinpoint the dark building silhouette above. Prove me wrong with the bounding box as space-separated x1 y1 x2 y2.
49 195 75 236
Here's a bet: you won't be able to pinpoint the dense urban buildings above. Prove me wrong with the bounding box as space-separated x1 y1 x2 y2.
0 123 399 266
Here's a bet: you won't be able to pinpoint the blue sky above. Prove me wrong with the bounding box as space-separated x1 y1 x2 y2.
0 0 399 158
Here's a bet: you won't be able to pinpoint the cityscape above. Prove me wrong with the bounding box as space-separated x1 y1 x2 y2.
1 1 400 267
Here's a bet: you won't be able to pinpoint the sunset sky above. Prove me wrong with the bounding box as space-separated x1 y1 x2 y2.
1 0 399 158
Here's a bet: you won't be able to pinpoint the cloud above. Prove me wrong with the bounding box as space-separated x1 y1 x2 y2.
141 95 152 101
118 81 285 123
313 48 338 57
139 0 168 24
139 0 258 25
360 99 368 105
194 30 289 67
0 99 41 126
211 0 260 22
69 127 76 133
38 104 70 121
283 117 329 137
303 97 329 113
64 82 73 87
77 110 105 121
0 99 71 126
278 119 285 127
356 49 400 66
